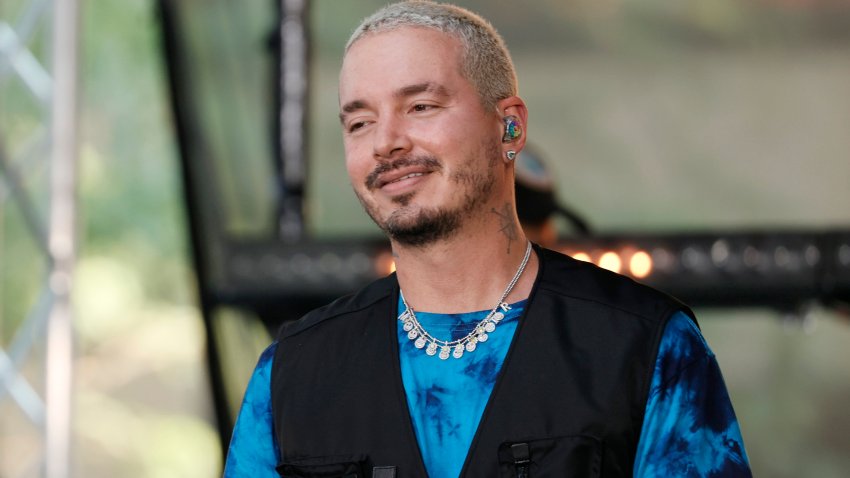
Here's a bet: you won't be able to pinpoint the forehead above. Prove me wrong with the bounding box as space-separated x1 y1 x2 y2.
339 27 467 102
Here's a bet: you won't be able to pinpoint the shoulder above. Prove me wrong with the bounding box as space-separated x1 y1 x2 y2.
277 273 398 340
255 342 278 373
225 342 282 476
534 246 694 324
241 342 278 403
651 312 712 389
636 312 752 476
658 312 711 363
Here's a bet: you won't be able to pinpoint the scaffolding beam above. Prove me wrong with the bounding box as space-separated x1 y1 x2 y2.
0 0 79 476
44 0 79 474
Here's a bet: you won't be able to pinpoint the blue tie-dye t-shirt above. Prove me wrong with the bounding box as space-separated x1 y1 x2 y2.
397 298 527 478
224 301 751 478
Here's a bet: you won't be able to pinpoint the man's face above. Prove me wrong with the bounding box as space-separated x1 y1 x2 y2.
339 27 503 247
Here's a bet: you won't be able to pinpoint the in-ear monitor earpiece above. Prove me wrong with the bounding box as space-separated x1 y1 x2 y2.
502 115 522 143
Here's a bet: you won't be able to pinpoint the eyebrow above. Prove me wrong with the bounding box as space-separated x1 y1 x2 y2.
339 82 452 124
395 82 451 99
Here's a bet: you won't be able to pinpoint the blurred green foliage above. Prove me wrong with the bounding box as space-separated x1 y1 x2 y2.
74 0 219 475
3 0 218 476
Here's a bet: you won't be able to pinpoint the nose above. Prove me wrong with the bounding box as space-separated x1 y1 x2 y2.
373 115 412 160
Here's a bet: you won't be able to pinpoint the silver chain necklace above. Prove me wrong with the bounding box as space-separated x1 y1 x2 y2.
398 241 532 360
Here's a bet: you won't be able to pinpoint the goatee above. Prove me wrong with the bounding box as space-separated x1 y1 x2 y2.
356 144 498 247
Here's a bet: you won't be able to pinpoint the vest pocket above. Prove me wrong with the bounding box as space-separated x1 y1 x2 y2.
497 435 602 477
276 453 368 477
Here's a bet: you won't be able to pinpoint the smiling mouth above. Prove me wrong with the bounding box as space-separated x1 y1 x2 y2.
365 156 442 190
378 170 432 195
385 172 426 186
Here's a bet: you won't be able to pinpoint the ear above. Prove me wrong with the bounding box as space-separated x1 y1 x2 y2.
496 96 528 155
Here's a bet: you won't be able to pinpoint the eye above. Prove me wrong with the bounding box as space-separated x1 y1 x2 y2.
412 104 435 113
347 120 369 133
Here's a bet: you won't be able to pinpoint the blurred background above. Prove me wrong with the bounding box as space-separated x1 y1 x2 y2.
1 0 849 477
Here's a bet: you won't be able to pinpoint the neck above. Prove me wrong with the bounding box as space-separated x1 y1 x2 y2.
391 200 538 314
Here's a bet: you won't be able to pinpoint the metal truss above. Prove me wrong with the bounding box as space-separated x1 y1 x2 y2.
0 0 79 477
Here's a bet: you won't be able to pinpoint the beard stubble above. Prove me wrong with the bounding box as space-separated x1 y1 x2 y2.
355 140 500 247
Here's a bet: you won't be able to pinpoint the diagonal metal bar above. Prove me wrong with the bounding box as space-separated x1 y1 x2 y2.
0 0 52 74
12 0 52 47
0 22 53 103
8 284 52 362
0 0 53 84
0 348 46 426
0 285 52 405
0 124 49 202
0 135 50 256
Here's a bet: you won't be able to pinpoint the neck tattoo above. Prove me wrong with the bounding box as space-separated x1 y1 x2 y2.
398 241 532 360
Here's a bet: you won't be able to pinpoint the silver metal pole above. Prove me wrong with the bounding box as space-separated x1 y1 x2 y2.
45 0 79 476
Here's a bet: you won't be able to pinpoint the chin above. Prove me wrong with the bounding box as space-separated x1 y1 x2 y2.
384 205 460 247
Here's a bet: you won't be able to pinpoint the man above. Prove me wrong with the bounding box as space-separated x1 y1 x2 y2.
225 2 751 477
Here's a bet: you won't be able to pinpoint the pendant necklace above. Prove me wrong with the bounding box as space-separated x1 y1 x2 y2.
398 241 532 360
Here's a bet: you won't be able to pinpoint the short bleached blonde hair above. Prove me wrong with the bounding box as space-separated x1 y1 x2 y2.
345 1 518 111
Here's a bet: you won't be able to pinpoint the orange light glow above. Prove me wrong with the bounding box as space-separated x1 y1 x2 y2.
598 252 622 273
374 252 396 276
629 251 653 278
571 252 591 262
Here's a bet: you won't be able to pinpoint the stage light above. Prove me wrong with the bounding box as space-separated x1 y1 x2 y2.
571 251 591 262
318 252 343 275
598 251 622 273
629 251 652 278
710 239 730 266
839 244 850 266
219 231 850 309
804 245 820 267
648 248 674 273
743 246 761 269
374 251 396 276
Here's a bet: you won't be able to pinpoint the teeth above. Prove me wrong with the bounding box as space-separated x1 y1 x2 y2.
389 172 423 184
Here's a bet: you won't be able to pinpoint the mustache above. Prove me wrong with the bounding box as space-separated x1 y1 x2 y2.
365 156 442 190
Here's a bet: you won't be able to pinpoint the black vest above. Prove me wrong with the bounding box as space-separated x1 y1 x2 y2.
271 247 694 478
